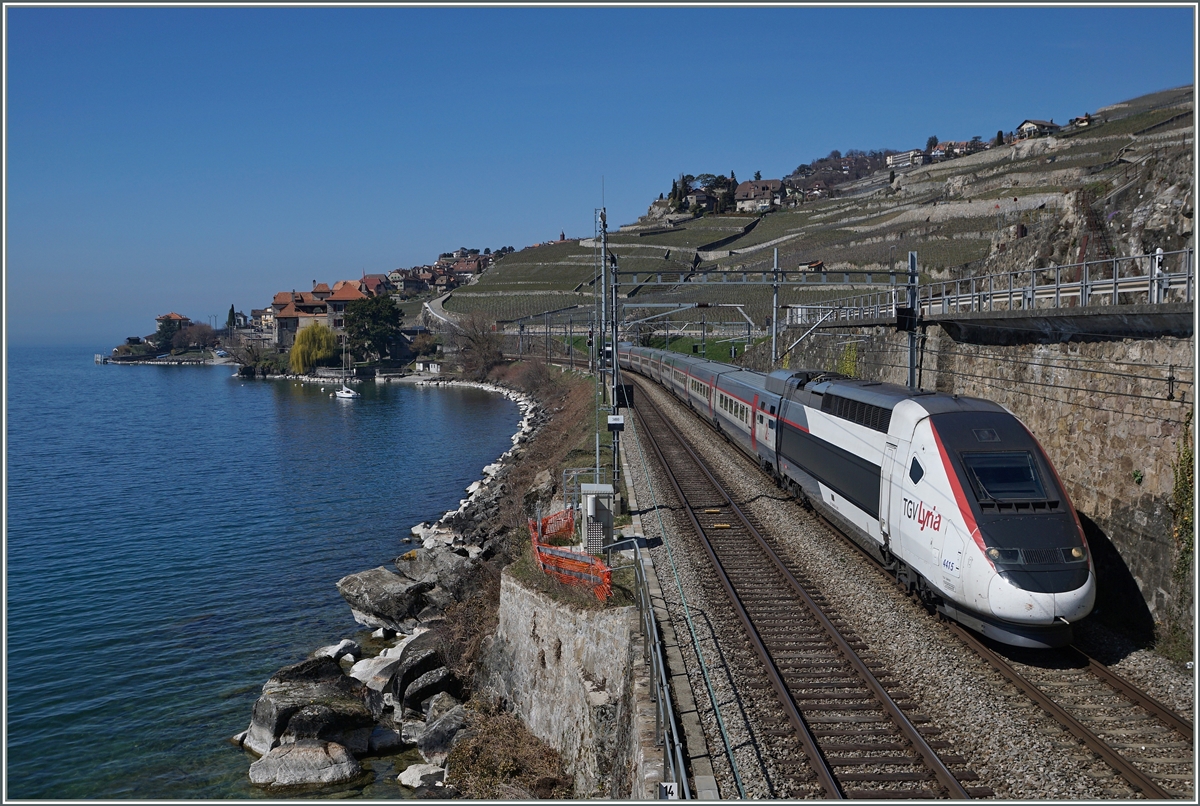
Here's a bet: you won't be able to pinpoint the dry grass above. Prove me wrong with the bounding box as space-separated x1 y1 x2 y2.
433 571 502 684
479 364 600 558
446 698 573 798
507 540 638 610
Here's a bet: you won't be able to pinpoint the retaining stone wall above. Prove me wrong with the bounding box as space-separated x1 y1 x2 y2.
479 573 653 797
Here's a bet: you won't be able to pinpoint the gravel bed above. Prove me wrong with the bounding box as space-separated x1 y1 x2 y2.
626 377 1192 799
1072 620 1195 717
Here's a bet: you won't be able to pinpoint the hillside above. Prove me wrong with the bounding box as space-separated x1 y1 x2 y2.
445 85 1193 336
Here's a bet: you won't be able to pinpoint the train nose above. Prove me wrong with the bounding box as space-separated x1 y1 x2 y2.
988 571 1096 624
988 574 1056 624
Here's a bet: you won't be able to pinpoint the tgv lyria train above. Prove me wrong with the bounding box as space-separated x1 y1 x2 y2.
618 343 1095 648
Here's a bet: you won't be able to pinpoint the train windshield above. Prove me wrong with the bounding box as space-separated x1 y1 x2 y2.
961 451 1047 501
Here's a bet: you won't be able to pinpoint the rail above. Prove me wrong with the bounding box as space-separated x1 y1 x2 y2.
789 247 1194 325
949 624 1185 799
604 538 692 799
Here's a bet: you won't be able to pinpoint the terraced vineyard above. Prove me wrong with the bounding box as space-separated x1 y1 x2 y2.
442 85 1191 337
443 291 593 323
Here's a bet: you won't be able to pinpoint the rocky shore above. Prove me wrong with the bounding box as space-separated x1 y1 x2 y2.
232 379 551 795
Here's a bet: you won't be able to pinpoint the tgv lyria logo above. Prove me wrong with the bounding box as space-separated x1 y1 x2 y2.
903 497 942 532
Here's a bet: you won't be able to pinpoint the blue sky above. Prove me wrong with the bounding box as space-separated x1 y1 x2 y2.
5 4 1195 346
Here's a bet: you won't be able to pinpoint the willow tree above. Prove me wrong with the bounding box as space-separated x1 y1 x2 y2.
290 322 338 374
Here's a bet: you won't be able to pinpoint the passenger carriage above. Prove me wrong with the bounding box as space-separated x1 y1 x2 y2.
712 370 781 468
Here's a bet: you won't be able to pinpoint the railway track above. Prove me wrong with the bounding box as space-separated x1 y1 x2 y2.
631 377 989 799
951 627 1194 800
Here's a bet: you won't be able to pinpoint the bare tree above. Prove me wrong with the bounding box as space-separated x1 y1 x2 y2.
450 311 504 380
230 340 284 377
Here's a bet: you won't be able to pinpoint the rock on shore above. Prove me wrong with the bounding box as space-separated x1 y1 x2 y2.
238 656 375 758
248 739 363 787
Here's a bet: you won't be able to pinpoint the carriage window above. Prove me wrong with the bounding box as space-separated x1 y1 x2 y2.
909 457 924 485
961 452 1046 501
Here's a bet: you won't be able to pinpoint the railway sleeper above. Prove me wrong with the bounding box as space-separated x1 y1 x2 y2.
1098 726 1175 735
836 772 936 782
790 688 874 697
826 756 927 767
793 703 891 712
785 681 877 690
821 742 912 752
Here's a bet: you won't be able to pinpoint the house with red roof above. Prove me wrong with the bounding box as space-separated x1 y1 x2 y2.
361 274 393 296
156 312 191 329
326 281 368 330
270 290 329 348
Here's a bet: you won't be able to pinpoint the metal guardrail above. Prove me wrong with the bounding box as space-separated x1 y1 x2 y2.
605 538 692 800
561 467 610 514
788 247 1194 325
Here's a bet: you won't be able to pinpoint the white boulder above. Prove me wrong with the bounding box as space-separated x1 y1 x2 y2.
248 740 362 787
398 763 445 788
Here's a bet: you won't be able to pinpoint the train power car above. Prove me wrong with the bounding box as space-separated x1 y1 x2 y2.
617 343 1095 649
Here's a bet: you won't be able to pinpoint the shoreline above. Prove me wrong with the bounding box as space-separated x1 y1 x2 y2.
403 378 539 551
235 375 546 791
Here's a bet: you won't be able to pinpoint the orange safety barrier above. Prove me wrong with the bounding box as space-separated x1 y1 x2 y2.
528 511 611 601
532 508 575 539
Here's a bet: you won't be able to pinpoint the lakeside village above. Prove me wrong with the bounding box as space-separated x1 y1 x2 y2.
102 245 526 379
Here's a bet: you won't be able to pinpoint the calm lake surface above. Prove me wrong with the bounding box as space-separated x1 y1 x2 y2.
5 345 520 798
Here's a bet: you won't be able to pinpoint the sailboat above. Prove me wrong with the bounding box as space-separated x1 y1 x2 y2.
334 337 361 399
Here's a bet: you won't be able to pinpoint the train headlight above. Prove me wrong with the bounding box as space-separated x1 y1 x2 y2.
987 548 1001 561
1070 546 1086 560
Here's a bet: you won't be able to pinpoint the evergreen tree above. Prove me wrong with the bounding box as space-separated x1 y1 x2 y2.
754 170 762 181
994 130 1005 146
155 320 180 352
926 135 939 152
226 304 236 330
344 294 403 360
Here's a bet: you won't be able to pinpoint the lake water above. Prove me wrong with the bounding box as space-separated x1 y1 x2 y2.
4 345 521 798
